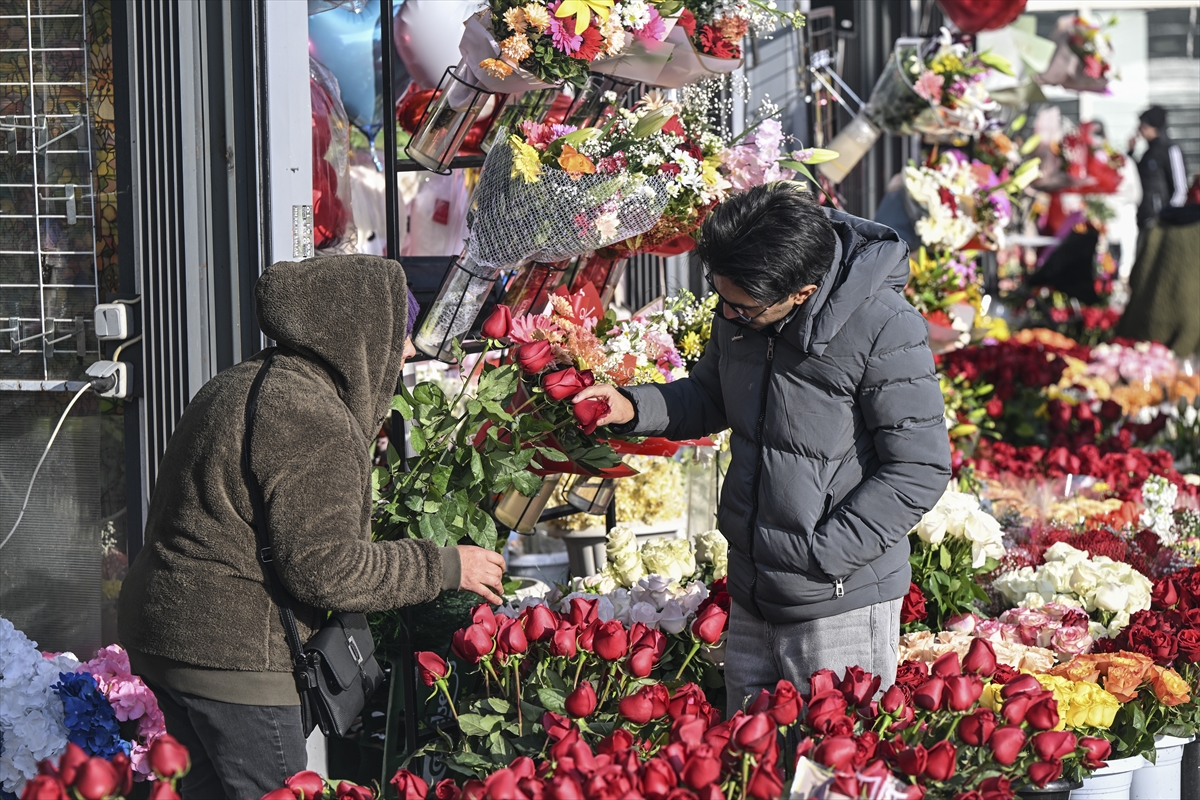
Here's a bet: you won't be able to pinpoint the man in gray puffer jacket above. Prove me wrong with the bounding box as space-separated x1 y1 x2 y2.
575 183 950 711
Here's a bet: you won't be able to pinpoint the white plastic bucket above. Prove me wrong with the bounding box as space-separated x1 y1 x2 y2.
1073 755 1144 800
1129 735 1193 800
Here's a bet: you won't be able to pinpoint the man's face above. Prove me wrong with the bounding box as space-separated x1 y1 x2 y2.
710 274 818 331
1139 123 1158 140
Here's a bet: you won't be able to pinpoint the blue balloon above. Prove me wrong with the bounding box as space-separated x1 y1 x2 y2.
309 0 387 136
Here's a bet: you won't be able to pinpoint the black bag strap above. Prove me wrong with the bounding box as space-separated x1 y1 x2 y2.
242 351 309 670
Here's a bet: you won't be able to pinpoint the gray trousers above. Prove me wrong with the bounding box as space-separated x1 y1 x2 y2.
724 598 902 717
147 679 308 800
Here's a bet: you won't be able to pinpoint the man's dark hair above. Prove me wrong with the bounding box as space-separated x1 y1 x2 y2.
696 182 837 304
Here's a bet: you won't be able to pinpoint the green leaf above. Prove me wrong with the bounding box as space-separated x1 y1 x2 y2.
413 383 446 408
390 393 413 420
977 50 1015 76
511 470 544 496
484 697 512 715
457 713 503 737
486 730 515 760
537 686 567 714
410 426 427 454
470 449 485 484
632 106 675 138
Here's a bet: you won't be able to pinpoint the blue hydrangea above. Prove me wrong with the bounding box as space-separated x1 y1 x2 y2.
52 672 129 759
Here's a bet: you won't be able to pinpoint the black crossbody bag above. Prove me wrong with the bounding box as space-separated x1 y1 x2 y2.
242 352 385 737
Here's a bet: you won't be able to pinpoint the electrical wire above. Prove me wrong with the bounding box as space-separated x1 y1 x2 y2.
112 333 141 361
0 383 91 551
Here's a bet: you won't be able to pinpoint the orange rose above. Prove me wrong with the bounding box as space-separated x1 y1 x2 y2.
1149 666 1191 707
1102 652 1154 702
1049 655 1106 685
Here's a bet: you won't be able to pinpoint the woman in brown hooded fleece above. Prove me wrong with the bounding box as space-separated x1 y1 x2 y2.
119 256 505 799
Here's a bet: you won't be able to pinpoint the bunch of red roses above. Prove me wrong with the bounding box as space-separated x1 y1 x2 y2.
414 597 731 775
390 679 798 800
22 736 190 800
938 341 1083 400
796 640 1111 799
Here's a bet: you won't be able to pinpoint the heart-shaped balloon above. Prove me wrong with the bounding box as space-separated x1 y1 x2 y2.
393 0 478 90
937 0 1028 34
308 0 383 135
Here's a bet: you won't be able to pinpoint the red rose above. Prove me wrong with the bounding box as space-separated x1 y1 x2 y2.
496 616 529 656
1027 759 1063 788
1000 674 1044 698
593 619 629 661
913 676 946 711
110 752 134 798
461 781 486 800
746 765 782 800
963 638 998 677
565 681 598 718
901 583 927 624
619 689 658 725
597 729 635 755
148 783 182 800
573 397 610 435
809 668 840 697
892 743 928 776
148 734 190 780
434 779 462 800
986 398 1004 418
894 660 929 689
681 745 722 790
542 711 576 743
56 743 90 786
692 603 728 645
945 674 984 711
640 758 676 800
521 604 558 642
335 782 374 800
577 620 598 653
880 685 907 714
988 725 1027 766
470 604 498 635
543 368 588 401
448 621 487 663
733 713 776 755
550 622 578 659
568 598 598 627
991 664 1020 684
1153 577 1180 610
931 651 962 678
769 680 802 726
628 642 663 678
1000 692 1035 725
1080 736 1112 769
1025 695 1061 731
285 771 327 800
959 708 997 747
416 651 449 687
480 305 512 340
812 736 858 768
924 741 957 782
547 774 583 800
515 340 556 373
977 776 1011 800
1032 731 1077 761
390 770 428 800
1177 629 1200 663
668 683 709 721
839 666 881 707
853 731 880 768
20 776 69 800
806 691 849 733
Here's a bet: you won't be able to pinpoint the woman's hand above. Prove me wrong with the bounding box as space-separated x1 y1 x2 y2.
457 545 507 604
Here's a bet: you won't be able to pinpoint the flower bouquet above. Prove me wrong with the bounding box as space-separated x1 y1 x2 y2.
413 122 672 361
907 248 982 355
654 1 803 88
588 0 684 83
1037 14 1118 94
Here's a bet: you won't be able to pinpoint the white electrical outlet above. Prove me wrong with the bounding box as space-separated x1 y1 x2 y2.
94 303 130 341
85 360 129 399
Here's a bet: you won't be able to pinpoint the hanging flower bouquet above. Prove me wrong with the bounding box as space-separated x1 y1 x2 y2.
865 29 1012 139
653 0 803 88
649 288 719 372
1037 14 1118 94
1055 121 1125 195
904 151 1040 251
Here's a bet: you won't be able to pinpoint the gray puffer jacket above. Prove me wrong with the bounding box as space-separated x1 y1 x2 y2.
623 209 951 623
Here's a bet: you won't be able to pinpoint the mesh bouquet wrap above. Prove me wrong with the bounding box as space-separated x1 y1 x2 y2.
414 129 672 359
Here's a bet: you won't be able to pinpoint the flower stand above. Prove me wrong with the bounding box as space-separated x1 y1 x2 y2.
1014 778 1080 800
1129 735 1193 800
1182 739 1200 800
556 520 686 578
1072 755 1145 800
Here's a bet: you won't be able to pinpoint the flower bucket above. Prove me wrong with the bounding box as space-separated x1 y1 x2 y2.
817 115 882 184
1129 735 1193 800
504 552 570 587
555 520 686 578
1015 778 1081 800
1073 755 1145 800
653 24 741 89
493 474 562 533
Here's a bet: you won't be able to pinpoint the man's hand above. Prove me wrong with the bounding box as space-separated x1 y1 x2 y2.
457 546 506 605
572 384 635 427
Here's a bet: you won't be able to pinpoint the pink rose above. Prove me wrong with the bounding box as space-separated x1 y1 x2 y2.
974 619 1005 642
1051 626 1093 658
945 614 978 634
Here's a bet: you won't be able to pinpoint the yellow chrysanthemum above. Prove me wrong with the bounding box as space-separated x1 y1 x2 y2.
931 52 964 74
522 4 552 34
680 331 703 360
479 58 514 79
501 34 533 63
503 6 527 34
509 136 543 184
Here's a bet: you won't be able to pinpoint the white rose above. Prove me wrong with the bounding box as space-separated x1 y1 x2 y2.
913 507 950 545
1021 591 1048 609
693 530 729 579
962 508 1002 545
657 599 687 634
642 538 696 584
1044 542 1089 565
608 588 632 623
1107 610 1131 638
595 596 616 622
1088 621 1110 641
1036 562 1074 596
994 567 1038 603
1069 560 1105 597
675 580 709 617
629 601 661 627
971 537 1006 570
1091 581 1130 613
1123 571 1152 613
1052 594 1084 608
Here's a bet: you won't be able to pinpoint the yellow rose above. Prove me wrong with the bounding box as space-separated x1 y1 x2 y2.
981 682 1004 713
1065 681 1119 729
1035 674 1072 731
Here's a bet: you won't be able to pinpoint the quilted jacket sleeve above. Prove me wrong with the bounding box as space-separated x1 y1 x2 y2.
619 318 729 440
809 309 951 580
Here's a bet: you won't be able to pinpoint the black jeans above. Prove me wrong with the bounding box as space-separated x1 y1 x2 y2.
147 680 308 800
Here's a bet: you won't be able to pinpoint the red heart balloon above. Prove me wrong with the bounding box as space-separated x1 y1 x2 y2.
937 0 1028 34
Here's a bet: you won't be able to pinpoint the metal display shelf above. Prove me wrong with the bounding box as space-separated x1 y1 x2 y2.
395 154 486 173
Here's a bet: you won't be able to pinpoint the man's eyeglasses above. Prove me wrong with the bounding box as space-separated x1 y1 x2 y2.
705 273 782 324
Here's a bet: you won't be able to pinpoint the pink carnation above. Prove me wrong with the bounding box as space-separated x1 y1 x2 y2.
633 7 667 41
913 70 944 104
